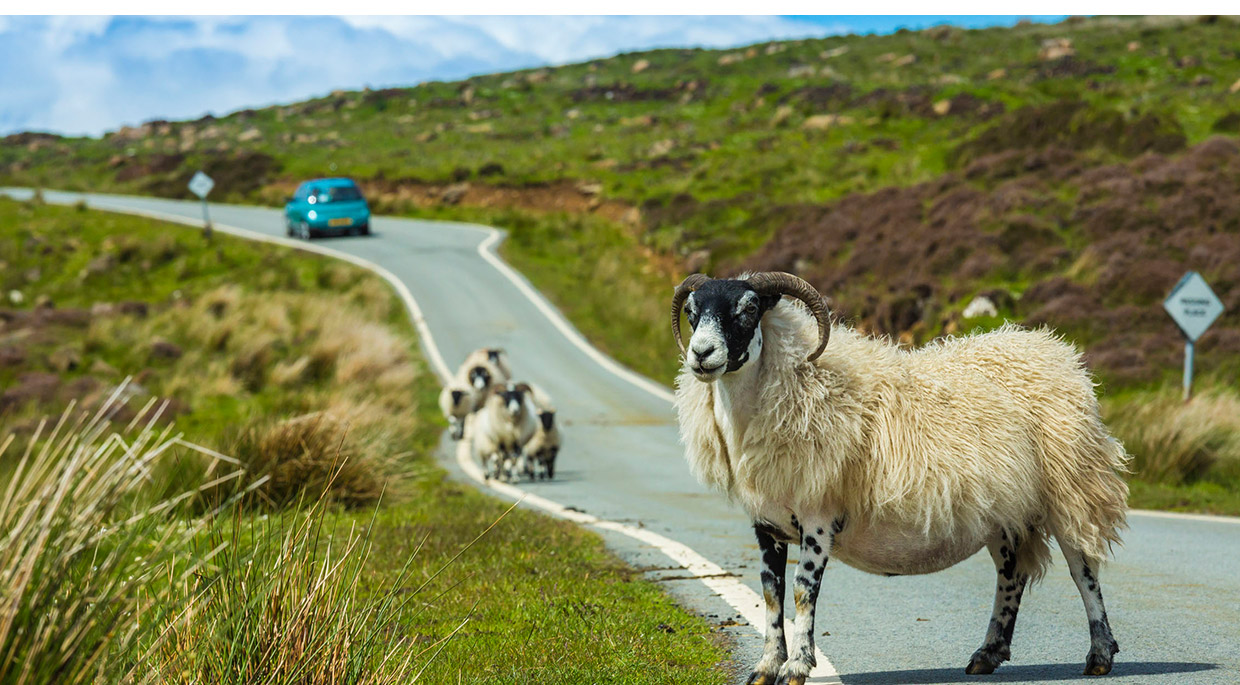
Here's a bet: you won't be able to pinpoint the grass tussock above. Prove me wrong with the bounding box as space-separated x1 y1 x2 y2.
232 412 386 508
0 395 246 685
1106 389 1240 485
146 502 428 685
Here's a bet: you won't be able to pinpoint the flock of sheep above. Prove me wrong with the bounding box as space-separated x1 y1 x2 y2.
438 347 560 482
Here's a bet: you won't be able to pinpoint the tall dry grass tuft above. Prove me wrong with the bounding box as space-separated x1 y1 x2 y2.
231 412 387 508
0 386 246 685
1106 390 1240 484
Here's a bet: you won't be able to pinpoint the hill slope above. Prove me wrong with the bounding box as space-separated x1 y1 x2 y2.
4 14 1240 392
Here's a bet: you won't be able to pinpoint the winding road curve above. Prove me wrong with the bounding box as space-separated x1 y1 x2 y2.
5 189 1238 684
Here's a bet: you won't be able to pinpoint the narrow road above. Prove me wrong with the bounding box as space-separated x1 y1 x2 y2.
5 189 1237 684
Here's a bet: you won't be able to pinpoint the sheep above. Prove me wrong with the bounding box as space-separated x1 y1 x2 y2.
520 384 561 480
437 382 473 440
670 271 1130 684
471 381 536 482
459 347 512 408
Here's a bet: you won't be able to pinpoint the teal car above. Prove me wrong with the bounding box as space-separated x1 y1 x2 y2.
284 178 371 238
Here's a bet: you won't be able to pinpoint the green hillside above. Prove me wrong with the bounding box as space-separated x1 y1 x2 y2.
5 15 1240 510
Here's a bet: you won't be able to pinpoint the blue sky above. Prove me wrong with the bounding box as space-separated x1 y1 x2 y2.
0 15 1066 137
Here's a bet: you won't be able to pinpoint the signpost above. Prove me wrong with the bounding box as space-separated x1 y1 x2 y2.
188 171 215 239
1163 271 1224 401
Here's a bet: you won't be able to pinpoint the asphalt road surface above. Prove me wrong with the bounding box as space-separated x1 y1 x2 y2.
5 188 1238 684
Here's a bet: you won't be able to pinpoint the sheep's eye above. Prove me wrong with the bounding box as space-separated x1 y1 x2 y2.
745 302 758 316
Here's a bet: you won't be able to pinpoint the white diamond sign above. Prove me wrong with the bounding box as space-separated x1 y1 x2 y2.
1164 271 1223 342
188 171 215 199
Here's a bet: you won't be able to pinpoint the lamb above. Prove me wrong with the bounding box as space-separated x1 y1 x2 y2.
670 271 1129 684
520 384 561 480
471 381 537 482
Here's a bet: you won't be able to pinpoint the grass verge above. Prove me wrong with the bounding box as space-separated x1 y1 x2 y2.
0 196 730 683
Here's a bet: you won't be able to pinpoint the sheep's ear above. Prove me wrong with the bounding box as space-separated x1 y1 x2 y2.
758 292 782 313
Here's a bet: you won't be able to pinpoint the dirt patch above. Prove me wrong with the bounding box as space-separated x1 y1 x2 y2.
143 151 281 200
569 83 677 103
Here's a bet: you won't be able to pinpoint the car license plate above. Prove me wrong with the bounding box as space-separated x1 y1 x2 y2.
328 217 353 227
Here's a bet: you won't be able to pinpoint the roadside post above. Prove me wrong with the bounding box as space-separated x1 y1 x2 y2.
188 171 215 240
1163 271 1224 402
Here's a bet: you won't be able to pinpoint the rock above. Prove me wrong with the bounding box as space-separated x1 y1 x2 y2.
7 290 23 305
893 54 917 67
83 253 117 277
1127 41 1141 52
962 295 999 319
876 52 897 63
1230 78 1240 94
820 46 849 59
238 127 262 142
788 64 816 78
48 346 82 372
90 359 119 376
1038 38 1074 61
770 105 795 127
565 108 581 119
1193 75 1214 87
34 294 53 310
576 182 603 196
414 130 437 143
631 59 650 74
717 53 743 66
648 139 675 157
441 183 469 205
91 302 117 317
464 123 493 134
987 68 1007 80
620 114 654 127
149 339 183 361
802 114 838 131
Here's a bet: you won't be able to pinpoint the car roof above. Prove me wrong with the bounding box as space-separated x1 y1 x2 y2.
302 177 358 187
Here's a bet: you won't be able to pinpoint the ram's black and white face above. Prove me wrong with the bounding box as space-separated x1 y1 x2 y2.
683 280 780 381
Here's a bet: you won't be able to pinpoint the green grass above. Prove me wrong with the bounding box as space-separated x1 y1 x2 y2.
0 197 730 683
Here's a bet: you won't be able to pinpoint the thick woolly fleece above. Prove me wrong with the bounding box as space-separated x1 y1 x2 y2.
675 300 1130 578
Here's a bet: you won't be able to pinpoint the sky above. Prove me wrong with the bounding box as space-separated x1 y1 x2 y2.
0 15 1066 138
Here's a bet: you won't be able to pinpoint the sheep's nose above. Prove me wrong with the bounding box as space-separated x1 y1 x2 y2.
691 343 716 359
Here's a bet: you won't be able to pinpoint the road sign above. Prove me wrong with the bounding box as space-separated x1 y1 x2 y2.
188 171 214 199
1164 271 1223 341
1164 271 1224 401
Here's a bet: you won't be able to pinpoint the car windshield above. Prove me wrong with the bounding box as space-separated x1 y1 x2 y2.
314 185 362 203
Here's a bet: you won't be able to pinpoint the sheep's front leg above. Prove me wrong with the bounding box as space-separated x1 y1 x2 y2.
967 530 1029 675
747 523 788 685
778 517 835 685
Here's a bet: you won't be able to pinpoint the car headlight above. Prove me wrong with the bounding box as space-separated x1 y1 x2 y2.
307 210 317 220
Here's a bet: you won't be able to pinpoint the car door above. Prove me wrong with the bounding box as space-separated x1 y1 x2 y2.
286 184 306 224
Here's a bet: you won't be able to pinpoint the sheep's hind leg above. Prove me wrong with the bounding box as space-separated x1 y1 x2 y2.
776 516 836 685
746 522 788 685
966 530 1029 675
1062 543 1119 676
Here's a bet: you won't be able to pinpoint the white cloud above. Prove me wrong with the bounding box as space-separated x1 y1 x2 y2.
0 15 836 137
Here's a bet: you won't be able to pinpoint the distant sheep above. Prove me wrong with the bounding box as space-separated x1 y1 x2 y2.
521 384 561 480
472 382 536 482
671 271 1129 683
437 383 473 440
459 347 511 405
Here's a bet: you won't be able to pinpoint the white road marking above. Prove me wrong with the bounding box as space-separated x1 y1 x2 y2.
37 192 840 682
1130 508 1240 524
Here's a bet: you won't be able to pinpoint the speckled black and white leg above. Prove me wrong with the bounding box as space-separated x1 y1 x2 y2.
776 517 837 685
967 530 1029 675
1063 544 1119 676
747 522 788 685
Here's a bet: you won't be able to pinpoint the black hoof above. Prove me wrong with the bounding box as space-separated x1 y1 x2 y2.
1084 653 1114 676
745 671 777 685
775 674 806 685
965 644 1009 675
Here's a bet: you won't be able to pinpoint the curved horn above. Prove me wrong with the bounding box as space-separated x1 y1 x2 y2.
513 382 532 396
671 273 713 354
746 272 831 362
